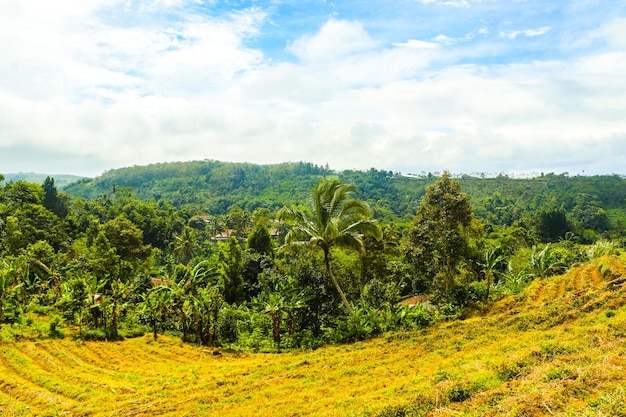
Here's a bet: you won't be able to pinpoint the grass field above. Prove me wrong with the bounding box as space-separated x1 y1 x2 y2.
1 254 626 416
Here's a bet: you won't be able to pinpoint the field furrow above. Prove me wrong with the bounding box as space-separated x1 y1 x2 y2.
553 274 567 299
526 279 549 306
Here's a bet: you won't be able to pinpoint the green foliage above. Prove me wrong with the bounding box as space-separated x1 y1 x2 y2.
360 278 400 308
247 222 274 256
587 239 619 259
536 207 571 242
0 259 22 324
1 165 626 354
217 305 240 345
219 237 244 304
278 177 381 314
48 315 64 339
101 216 151 264
81 328 125 341
404 172 476 299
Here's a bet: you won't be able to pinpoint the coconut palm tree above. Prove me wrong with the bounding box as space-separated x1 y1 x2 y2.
171 226 198 265
277 178 381 314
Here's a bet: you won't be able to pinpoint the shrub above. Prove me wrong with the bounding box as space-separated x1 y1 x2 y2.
218 306 240 345
494 359 531 381
467 281 488 304
120 326 147 339
447 383 479 403
48 316 64 339
81 328 125 341
587 240 619 259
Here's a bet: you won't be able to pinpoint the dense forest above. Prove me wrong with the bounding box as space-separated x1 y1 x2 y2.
1 161 625 349
64 160 626 233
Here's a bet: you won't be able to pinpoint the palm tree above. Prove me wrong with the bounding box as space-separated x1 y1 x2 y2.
171 226 197 265
277 178 381 314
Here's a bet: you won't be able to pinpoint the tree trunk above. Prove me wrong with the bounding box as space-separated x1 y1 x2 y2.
271 313 281 348
324 250 354 314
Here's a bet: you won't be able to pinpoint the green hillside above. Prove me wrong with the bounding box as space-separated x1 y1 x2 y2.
62 160 626 232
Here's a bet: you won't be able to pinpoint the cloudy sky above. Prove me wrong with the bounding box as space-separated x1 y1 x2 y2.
1 0 625 177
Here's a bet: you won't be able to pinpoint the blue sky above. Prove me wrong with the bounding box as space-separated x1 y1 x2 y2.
1 0 625 177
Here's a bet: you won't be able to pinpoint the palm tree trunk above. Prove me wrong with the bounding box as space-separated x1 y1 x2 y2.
324 250 354 314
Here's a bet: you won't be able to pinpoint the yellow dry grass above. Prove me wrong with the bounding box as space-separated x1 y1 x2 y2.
1 254 626 417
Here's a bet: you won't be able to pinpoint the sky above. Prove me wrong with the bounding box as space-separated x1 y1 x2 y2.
1 0 625 178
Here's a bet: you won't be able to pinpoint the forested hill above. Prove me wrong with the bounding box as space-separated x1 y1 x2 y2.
63 160 626 229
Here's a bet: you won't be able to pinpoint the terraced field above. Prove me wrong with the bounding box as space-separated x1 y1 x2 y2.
1 254 626 417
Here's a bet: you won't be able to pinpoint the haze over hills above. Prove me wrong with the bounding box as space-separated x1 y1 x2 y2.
1 172 86 188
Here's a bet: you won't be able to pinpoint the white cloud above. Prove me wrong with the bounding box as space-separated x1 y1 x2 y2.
394 40 439 49
287 19 376 63
500 26 551 40
418 0 471 7
0 1 266 103
1 5 625 177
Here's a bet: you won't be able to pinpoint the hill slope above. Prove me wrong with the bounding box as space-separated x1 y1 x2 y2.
1 255 626 416
62 160 626 227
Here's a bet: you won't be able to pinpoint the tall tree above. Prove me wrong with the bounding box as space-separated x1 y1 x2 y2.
277 178 381 314
219 237 244 304
405 171 474 298
42 176 68 218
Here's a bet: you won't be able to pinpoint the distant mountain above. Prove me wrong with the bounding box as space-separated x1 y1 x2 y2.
2 172 87 188
62 160 626 233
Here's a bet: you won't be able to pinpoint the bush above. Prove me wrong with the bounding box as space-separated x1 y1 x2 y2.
48 316 65 339
447 383 474 403
467 281 488 304
587 240 619 259
218 307 240 345
494 359 531 381
80 328 125 341
120 326 147 339
437 303 463 320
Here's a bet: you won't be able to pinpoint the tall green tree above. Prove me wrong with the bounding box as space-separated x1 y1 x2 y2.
42 176 69 218
405 172 474 298
536 207 571 243
101 216 151 265
219 237 244 304
277 178 381 314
